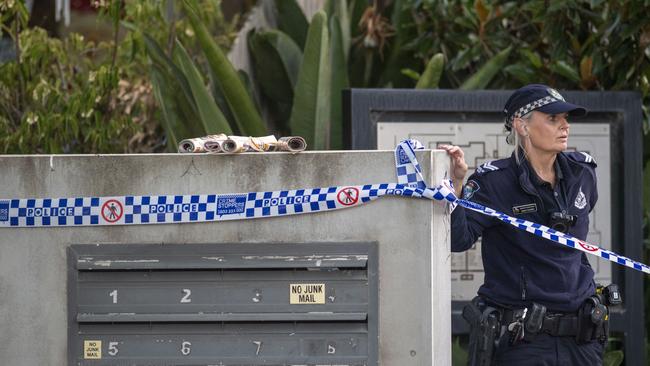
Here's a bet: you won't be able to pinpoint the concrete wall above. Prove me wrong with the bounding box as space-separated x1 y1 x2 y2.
0 150 451 365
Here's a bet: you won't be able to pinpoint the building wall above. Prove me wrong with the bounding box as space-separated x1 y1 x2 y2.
0 149 451 365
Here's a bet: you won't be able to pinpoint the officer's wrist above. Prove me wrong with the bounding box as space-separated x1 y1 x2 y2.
452 179 464 198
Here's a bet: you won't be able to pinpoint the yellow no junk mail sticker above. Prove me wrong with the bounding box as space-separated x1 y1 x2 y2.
84 340 102 359
289 283 325 304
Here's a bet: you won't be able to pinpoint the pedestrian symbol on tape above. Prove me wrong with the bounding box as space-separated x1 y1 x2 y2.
579 241 598 252
101 200 123 223
337 187 359 206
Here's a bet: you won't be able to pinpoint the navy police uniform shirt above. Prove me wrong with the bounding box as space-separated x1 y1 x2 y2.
451 151 598 312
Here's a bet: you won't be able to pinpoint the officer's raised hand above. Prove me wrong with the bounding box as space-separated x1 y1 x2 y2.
438 144 468 197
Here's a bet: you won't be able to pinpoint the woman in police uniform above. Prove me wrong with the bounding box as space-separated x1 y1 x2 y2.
441 84 606 365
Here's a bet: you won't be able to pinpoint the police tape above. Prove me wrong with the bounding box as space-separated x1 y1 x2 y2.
452 197 650 275
0 140 648 275
396 139 650 275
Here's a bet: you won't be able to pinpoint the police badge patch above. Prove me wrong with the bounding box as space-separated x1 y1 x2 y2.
547 88 565 101
574 186 587 209
463 180 480 199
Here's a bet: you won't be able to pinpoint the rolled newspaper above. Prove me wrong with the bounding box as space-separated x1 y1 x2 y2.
204 138 227 153
222 135 279 153
274 136 307 152
178 134 227 153
181 134 308 153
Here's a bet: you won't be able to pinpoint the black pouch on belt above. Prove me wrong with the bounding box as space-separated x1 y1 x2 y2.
576 296 607 344
523 302 546 341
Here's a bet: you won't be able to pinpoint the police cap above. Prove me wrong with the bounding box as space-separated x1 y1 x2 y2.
503 84 587 131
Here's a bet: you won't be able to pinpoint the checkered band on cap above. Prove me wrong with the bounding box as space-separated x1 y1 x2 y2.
505 95 559 127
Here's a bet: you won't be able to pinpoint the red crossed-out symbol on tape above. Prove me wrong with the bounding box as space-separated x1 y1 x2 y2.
337 187 359 206
578 241 599 252
101 199 123 223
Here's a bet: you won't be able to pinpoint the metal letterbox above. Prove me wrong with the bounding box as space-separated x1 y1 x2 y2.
68 243 378 365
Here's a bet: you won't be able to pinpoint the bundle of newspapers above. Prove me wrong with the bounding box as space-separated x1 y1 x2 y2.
178 134 307 154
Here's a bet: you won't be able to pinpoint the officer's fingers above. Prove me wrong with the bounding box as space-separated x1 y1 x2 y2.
439 146 468 171
448 148 466 162
445 145 464 156
438 144 453 154
438 144 461 152
443 146 457 156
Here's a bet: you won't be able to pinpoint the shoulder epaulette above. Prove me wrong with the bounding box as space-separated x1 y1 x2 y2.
565 151 597 167
475 158 510 175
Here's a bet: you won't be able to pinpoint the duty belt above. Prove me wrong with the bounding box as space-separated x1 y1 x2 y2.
502 309 581 337
501 303 609 345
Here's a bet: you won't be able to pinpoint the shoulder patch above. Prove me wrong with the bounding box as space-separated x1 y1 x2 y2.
463 180 480 200
566 151 597 167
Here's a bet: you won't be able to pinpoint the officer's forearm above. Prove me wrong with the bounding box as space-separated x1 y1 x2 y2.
452 179 464 198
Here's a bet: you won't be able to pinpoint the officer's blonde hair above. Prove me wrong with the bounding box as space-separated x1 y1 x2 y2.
510 111 533 165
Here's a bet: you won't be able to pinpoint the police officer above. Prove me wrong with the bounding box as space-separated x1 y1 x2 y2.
441 84 608 365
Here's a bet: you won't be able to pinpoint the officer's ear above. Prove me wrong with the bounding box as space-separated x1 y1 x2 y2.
513 118 529 137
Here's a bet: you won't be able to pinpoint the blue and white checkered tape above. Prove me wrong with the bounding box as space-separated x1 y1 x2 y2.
395 139 426 190
1 139 648 275
0 184 411 226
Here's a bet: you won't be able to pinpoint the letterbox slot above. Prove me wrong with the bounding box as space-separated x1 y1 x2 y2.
77 312 369 322
75 244 368 271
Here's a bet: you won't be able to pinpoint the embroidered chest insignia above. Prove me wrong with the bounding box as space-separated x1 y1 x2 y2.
574 186 587 210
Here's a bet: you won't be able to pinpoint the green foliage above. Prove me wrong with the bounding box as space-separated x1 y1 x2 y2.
173 39 232 135
150 65 189 151
329 14 349 149
275 0 309 50
122 0 238 59
451 336 468 365
248 29 302 134
140 32 204 151
324 0 350 63
460 46 512 90
0 0 241 153
132 0 351 150
183 0 266 136
289 10 331 150
123 0 260 146
251 0 649 152
0 2 138 153
604 350 624 366
378 0 420 88
416 53 444 89
245 1 354 149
